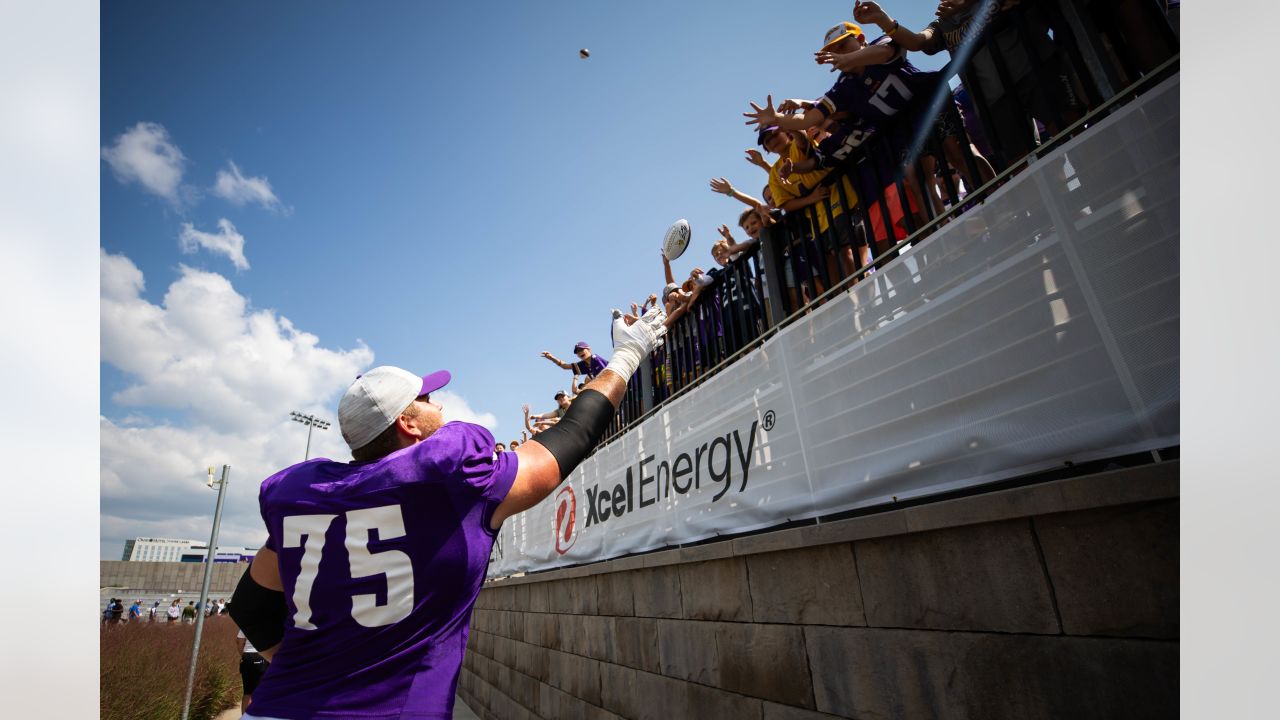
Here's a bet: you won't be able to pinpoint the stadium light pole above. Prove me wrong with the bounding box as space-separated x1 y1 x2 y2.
181 465 230 720
291 411 331 460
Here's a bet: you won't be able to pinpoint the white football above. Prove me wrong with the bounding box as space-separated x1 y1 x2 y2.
662 219 691 260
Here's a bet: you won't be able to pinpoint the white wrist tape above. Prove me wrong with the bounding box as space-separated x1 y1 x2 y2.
604 342 646 381
604 306 668 380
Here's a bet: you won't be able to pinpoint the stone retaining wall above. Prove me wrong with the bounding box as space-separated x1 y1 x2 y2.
100 560 246 594
459 461 1178 719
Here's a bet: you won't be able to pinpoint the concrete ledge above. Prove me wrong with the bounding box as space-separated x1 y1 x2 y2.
485 461 1178 589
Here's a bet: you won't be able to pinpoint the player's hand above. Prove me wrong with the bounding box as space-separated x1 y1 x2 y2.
522 404 530 415
809 186 832 201
744 149 767 168
709 177 734 195
612 305 668 355
743 95 779 128
540 351 552 359
717 224 734 243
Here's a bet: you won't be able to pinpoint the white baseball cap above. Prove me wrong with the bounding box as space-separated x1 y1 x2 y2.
338 366 451 451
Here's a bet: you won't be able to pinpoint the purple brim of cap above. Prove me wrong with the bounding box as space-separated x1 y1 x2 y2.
757 125 780 146
574 341 589 350
421 370 451 395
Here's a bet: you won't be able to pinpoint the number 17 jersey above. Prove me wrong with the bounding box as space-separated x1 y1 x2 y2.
247 422 517 720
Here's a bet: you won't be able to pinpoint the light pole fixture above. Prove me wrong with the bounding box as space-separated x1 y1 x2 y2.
290 411 331 460
181 464 230 720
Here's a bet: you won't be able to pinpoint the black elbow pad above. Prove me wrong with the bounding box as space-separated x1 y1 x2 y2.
229 566 287 651
532 389 614 478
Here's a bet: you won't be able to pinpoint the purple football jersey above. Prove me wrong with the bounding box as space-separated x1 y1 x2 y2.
247 421 517 719
817 36 941 124
573 354 608 379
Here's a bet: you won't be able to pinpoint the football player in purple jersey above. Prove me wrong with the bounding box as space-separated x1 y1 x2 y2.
229 310 667 719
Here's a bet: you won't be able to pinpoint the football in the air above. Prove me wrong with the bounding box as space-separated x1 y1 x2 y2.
662 219 691 260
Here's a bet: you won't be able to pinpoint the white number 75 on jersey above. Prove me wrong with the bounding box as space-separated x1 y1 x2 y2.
282 505 414 629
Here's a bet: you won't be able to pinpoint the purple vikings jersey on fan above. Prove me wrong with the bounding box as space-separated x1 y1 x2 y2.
248 422 516 719
573 354 608 379
817 36 939 124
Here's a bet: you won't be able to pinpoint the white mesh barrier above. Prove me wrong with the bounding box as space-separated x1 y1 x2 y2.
489 76 1179 578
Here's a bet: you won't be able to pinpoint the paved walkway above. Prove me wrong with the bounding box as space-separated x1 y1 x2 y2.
214 695 480 719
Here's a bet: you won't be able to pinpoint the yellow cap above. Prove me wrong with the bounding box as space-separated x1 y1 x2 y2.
820 22 864 52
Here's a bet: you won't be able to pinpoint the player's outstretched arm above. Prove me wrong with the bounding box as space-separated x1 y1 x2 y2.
491 310 667 529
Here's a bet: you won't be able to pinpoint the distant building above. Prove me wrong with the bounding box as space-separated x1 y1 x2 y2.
121 537 257 563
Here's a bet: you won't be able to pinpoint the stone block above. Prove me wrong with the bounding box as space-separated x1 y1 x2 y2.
570 575 600 615
580 615 615 662
1034 501 1178 638
688 683 764 720
903 481 1067 533
855 518 1059 633
657 619 720 685
612 617 661 674
511 582 530 611
761 702 847 720
549 578 576 613
679 541 735 564
632 565 683 618
800 509 910 547
1057 461 1178 509
507 609 526 642
548 649 602 707
540 613 564 651
527 581 550 613
633 669 691 720
517 641 550 683
492 634 516 668
747 544 864 625
679 557 753 621
505 666 541 710
523 612 548 647
558 613 586 656
599 662 639 718
640 548 683 568
605 554 646 572
717 623 813 708
804 626 1177 720
596 571 636 617
538 681 575 720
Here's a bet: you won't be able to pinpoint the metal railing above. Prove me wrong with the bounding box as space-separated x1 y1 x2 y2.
595 0 1178 447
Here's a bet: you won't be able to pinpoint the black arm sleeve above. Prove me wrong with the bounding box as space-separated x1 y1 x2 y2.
531 388 615 479
228 565 287 651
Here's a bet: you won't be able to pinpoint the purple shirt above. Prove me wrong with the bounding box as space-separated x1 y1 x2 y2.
248 422 517 719
573 354 607 379
817 36 939 125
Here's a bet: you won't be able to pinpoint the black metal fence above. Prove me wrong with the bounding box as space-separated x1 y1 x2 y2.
597 0 1178 445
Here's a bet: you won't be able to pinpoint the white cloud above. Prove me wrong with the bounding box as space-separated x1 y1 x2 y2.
179 218 249 270
435 390 498 430
99 250 501 558
212 161 284 211
102 121 187 202
101 248 372 432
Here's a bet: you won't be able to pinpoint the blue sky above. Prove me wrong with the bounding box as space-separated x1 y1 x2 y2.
100 1 951 557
